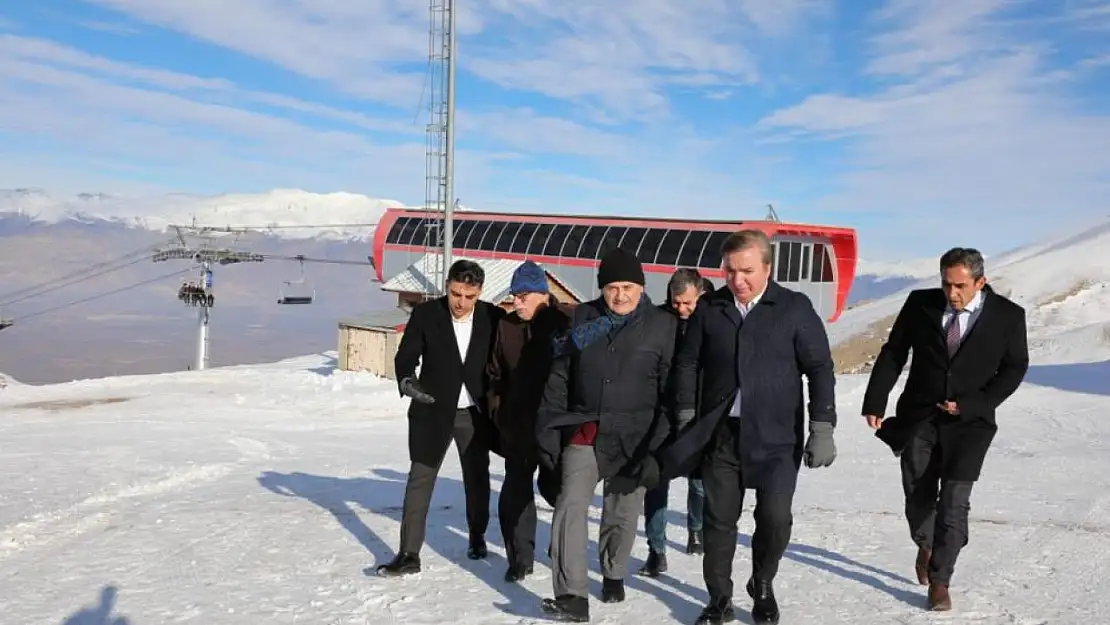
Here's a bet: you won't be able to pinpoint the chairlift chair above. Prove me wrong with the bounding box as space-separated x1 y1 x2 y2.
277 258 315 305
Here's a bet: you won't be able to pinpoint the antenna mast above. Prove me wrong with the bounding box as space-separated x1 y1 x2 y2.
423 0 458 296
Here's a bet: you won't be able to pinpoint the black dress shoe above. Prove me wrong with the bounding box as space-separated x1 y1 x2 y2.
601 577 625 603
504 563 534 582
375 552 421 577
467 536 488 560
686 530 704 554
637 550 668 577
694 596 736 624
541 595 589 622
746 578 780 624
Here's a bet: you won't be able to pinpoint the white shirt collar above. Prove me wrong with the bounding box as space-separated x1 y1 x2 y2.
734 288 765 314
949 289 984 315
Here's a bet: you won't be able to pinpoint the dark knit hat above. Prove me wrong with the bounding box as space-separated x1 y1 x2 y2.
510 260 549 294
597 247 645 288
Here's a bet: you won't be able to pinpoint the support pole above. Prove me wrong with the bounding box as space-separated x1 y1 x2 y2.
195 261 211 370
442 0 457 275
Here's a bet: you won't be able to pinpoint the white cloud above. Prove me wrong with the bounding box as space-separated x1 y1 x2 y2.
0 32 767 216
865 0 1014 77
84 0 430 105
465 0 798 120
758 0 1110 257
0 37 457 199
82 0 820 122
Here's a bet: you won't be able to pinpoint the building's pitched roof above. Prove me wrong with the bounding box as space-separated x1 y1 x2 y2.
337 307 411 331
380 253 526 304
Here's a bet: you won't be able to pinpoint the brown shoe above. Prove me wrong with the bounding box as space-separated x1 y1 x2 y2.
927 582 951 611
915 547 931 585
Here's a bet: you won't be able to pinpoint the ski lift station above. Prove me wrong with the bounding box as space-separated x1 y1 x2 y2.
337 207 858 378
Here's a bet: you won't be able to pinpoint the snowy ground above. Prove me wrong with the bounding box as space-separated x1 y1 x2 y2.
1 352 1108 625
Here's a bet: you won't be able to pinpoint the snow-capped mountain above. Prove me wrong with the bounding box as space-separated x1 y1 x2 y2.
0 188 406 241
855 257 937 280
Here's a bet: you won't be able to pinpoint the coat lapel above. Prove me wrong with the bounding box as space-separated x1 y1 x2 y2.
708 287 742 327
924 289 947 343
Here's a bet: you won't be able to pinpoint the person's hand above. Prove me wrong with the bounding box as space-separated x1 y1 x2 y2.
864 414 883 430
804 422 836 468
937 401 960 416
676 408 696 429
400 377 435 404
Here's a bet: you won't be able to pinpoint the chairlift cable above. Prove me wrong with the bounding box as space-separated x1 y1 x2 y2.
0 249 163 307
16 268 192 323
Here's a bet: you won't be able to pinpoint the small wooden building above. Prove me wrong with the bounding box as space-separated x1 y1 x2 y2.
339 256 580 378
337 308 410 379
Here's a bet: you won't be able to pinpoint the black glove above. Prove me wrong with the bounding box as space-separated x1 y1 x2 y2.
804 421 836 468
399 377 435 405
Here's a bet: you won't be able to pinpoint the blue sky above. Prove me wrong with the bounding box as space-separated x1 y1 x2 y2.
0 0 1108 259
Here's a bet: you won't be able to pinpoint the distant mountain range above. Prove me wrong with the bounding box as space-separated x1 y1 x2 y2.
0 187 403 242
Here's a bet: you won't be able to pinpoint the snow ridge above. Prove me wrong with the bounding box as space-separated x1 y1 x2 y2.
0 188 406 241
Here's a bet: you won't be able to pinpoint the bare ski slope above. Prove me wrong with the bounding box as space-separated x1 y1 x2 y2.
0 345 1107 625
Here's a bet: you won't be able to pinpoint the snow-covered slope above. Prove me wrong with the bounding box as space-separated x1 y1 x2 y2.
832 216 1110 367
0 188 405 241
1 348 1108 624
855 257 936 281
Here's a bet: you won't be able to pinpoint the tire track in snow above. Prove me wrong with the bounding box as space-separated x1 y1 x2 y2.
0 463 235 559
0 436 276 560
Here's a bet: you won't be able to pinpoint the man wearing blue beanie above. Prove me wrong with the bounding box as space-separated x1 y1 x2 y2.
487 260 573 582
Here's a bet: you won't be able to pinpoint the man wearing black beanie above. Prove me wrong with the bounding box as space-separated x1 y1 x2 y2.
595 247 646 291
536 246 679 622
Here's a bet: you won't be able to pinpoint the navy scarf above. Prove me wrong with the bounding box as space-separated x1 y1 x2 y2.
552 293 649 357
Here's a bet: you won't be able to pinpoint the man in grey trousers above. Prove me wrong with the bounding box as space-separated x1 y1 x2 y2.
534 248 679 622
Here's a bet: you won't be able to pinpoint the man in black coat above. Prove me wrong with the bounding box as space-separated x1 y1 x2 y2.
486 260 573 583
375 259 506 577
862 247 1029 611
658 228 838 625
535 248 679 622
639 268 709 578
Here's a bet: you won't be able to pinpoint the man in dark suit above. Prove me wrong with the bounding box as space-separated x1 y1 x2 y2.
486 260 572 583
862 247 1029 611
658 229 838 625
639 268 709 578
376 259 506 577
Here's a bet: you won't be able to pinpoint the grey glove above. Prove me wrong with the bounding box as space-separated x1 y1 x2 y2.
399 377 436 405
804 421 836 468
676 408 696 429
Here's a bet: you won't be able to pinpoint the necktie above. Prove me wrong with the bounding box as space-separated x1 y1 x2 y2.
945 312 962 357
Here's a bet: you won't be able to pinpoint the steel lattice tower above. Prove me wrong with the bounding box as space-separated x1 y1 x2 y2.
421 0 458 297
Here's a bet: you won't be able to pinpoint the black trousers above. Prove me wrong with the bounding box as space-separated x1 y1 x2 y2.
498 449 539 568
399 406 491 554
900 422 974 585
702 418 794 602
